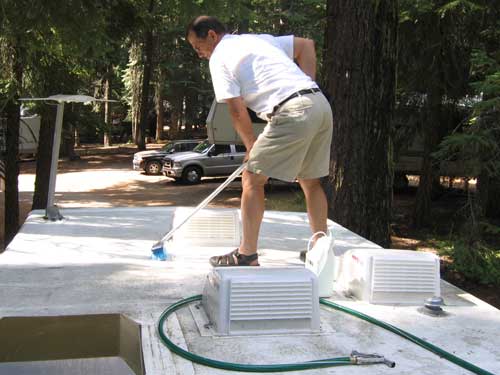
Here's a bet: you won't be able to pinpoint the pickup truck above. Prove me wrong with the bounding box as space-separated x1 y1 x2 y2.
132 139 201 175
162 140 246 184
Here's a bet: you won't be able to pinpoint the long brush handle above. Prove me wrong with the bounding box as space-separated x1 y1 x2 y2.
157 162 247 244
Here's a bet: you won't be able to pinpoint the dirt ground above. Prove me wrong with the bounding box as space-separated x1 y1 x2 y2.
1 149 498 309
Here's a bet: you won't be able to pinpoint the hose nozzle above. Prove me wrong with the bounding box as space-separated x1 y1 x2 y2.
350 350 396 368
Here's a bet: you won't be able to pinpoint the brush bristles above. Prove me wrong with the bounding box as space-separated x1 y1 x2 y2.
151 243 167 261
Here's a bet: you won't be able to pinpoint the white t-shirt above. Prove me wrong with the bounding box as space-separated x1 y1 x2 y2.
209 34 318 116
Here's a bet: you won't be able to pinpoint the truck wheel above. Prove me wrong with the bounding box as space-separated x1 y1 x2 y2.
183 166 202 184
145 161 162 175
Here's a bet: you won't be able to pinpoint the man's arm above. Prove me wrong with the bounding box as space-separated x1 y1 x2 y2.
293 37 316 80
225 97 256 156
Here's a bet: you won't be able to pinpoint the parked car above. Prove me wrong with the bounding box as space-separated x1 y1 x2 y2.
133 139 201 175
162 140 246 184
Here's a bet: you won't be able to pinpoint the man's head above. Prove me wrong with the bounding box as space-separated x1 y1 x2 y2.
186 16 226 59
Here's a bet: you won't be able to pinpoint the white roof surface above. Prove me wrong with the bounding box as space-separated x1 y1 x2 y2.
1 207 499 375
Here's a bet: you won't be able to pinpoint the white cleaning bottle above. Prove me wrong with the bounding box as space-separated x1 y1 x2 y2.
305 231 335 297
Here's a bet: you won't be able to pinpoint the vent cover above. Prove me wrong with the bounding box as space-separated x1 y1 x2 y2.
170 207 240 247
338 249 440 304
202 267 320 336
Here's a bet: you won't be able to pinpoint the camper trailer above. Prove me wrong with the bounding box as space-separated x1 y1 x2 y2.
206 100 266 145
0 115 41 157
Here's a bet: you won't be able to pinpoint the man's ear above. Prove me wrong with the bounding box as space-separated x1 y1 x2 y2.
207 29 217 40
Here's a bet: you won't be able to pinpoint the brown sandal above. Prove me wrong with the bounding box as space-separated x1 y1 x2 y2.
209 249 259 267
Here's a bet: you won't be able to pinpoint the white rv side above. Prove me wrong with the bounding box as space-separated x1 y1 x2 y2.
206 100 266 145
0 115 41 156
18 116 41 155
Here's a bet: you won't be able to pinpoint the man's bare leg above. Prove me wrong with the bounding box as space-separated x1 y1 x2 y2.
298 178 328 240
239 169 268 256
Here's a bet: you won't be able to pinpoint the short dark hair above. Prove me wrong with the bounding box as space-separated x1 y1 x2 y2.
186 16 226 39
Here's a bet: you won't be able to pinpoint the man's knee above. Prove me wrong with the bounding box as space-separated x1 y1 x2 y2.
242 170 268 190
298 177 322 192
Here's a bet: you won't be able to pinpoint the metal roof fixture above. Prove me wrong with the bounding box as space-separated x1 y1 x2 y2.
421 295 447 317
19 95 116 221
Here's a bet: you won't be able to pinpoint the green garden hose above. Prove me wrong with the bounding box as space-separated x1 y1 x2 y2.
157 295 494 374
320 299 494 375
157 295 353 372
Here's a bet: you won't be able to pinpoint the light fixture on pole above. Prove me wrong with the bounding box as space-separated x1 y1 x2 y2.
19 95 117 221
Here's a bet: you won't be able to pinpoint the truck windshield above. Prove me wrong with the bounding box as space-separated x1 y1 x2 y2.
161 142 175 152
193 140 211 153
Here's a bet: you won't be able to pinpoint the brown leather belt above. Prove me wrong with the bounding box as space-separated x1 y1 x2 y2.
272 87 321 113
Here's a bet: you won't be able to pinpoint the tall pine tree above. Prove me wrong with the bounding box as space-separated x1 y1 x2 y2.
323 0 398 247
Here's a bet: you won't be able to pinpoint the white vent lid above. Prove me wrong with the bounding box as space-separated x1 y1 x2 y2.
202 267 320 336
170 207 240 247
339 248 441 304
348 248 439 260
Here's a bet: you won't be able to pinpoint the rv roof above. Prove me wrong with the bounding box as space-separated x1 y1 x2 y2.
1 207 499 375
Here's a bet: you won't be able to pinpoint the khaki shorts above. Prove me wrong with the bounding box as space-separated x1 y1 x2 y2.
246 92 333 182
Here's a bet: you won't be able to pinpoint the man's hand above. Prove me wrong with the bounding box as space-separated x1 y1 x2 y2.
244 150 251 163
293 37 316 81
225 97 256 154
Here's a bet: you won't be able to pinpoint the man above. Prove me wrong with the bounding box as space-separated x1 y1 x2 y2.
187 16 333 267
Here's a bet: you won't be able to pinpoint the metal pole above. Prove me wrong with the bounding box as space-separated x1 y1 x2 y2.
46 102 64 220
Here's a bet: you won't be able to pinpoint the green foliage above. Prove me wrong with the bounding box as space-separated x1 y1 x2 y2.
3 0 329 140
481 220 500 236
397 1 500 283
433 6 500 180
470 49 500 113
437 0 484 16
433 128 500 177
65 105 105 143
398 0 479 98
440 239 500 286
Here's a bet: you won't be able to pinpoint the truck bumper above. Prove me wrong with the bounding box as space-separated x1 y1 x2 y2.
162 167 182 178
133 160 144 171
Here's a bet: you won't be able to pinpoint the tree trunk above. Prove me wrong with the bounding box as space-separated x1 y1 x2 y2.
130 42 142 145
3 43 23 247
238 1 251 33
169 94 184 139
278 0 292 34
478 173 500 218
413 89 442 228
103 66 112 147
74 126 80 148
155 68 165 140
169 108 179 139
137 0 155 150
487 179 500 218
32 108 55 210
61 122 78 160
4 98 20 247
323 0 397 248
